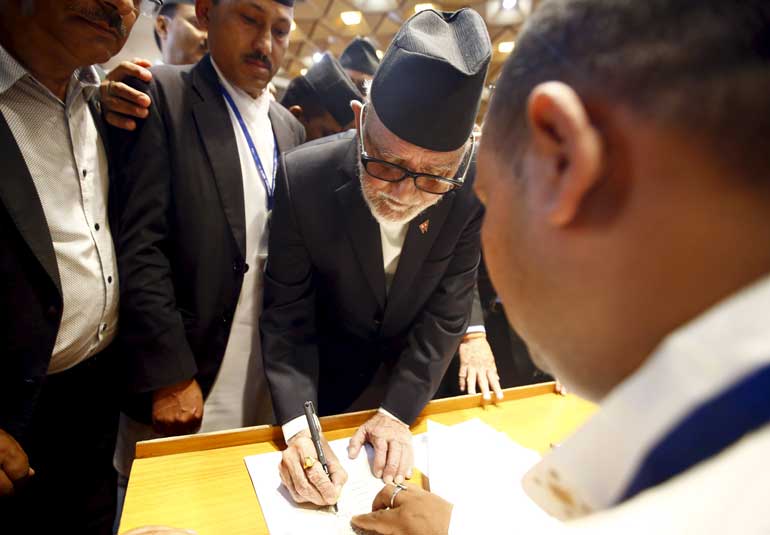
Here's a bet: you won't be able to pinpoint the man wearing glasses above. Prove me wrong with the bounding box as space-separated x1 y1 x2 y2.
261 8 490 507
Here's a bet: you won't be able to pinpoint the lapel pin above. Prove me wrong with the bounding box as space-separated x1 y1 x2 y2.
419 220 430 234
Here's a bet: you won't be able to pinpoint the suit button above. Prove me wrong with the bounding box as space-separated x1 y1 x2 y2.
232 262 239 272
222 314 230 325
244 263 250 273
46 305 58 320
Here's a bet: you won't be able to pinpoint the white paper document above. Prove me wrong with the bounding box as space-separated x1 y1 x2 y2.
246 436 409 535
244 420 555 533
428 418 560 529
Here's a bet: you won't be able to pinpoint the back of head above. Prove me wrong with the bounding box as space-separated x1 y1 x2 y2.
281 75 325 118
340 37 380 75
281 53 362 125
487 0 770 176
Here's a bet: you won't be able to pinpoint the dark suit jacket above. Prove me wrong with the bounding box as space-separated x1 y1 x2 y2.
0 101 114 445
261 131 483 425
112 55 305 422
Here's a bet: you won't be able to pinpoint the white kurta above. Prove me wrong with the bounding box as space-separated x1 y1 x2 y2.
201 61 276 432
114 67 278 477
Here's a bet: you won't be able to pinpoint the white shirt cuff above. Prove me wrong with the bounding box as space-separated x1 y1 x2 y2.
283 407 408 443
378 407 409 426
282 413 319 444
465 325 486 334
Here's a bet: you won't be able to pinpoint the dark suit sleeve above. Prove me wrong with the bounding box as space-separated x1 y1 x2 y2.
260 155 319 425
113 77 198 394
469 284 484 328
381 202 484 424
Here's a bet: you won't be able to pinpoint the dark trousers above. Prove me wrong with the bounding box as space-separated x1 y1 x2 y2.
1 348 119 535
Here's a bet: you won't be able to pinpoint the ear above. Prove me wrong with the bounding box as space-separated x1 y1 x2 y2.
527 82 603 226
195 0 213 30
155 15 170 42
288 105 304 120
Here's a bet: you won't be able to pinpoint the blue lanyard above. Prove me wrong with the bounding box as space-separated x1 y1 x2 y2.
219 84 278 211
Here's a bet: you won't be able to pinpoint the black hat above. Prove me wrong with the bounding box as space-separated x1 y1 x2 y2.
304 53 363 126
156 0 194 9
370 8 491 152
339 37 380 75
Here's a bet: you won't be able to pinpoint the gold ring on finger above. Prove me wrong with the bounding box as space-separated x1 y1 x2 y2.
303 456 315 470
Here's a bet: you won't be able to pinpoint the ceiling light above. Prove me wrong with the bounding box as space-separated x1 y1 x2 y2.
376 49 384 60
313 52 324 63
498 41 515 54
291 20 297 31
414 3 435 13
300 68 308 75
502 0 518 9
340 11 362 25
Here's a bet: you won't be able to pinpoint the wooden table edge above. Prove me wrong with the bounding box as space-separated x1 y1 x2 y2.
135 382 557 459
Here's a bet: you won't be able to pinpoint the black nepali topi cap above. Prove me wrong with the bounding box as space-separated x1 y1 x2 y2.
339 37 380 75
304 53 363 126
370 8 491 152
156 0 194 9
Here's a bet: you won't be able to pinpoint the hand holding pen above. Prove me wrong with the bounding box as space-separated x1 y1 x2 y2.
278 401 348 509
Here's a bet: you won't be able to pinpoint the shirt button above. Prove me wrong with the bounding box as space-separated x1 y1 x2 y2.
101 323 107 332
244 263 250 273
108 276 113 284
83 169 87 178
94 223 100 231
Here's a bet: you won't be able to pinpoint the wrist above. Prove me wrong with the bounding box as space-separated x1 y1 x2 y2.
461 332 486 342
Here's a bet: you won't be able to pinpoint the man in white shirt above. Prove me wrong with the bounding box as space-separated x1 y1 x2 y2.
351 0 770 533
0 0 143 533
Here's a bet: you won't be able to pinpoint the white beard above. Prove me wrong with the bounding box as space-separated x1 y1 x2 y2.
357 160 441 225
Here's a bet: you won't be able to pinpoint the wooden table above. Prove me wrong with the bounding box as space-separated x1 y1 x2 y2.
119 382 595 534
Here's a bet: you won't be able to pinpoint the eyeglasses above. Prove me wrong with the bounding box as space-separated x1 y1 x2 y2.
358 103 474 195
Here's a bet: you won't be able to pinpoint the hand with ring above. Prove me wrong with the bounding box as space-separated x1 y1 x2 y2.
278 429 347 506
351 483 453 535
100 58 153 131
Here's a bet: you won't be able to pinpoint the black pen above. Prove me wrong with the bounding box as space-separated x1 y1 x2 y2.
303 400 339 513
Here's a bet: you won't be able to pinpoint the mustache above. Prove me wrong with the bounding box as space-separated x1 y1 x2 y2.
67 1 128 38
243 51 273 71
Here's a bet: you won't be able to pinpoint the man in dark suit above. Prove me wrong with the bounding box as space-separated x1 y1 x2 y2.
111 0 305 512
0 1 143 533
262 8 491 507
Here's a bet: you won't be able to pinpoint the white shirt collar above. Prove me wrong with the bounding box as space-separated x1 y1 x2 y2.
0 43 99 102
523 272 770 520
210 57 271 123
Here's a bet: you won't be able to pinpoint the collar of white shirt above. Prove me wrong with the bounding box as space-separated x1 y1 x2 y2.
523 272 770 520
210 57 271 123
0 43 99 102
